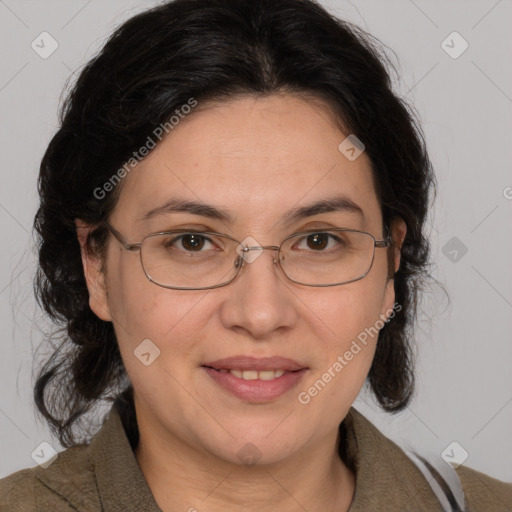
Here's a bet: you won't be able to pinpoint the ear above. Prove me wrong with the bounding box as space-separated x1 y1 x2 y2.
381 216 407 319
390 216 407 275
75 219 112 322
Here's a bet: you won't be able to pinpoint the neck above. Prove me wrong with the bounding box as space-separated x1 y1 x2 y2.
133 412 355 512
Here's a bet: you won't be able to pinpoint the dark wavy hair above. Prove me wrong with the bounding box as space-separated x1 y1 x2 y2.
34 0 437 447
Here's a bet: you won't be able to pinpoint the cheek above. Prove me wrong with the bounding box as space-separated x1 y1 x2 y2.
106 250 188 332
303 269 388 379
107 259 211 373
311 275 387 345
295 282 386 420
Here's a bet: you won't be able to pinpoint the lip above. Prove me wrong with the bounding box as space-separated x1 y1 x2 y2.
202 367 308 402
202 355 306 372
201 355 309 403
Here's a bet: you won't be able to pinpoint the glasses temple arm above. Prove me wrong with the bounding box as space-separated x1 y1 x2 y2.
102 220 141 251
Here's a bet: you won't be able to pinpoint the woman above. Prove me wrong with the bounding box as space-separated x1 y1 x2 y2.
1 0 510 510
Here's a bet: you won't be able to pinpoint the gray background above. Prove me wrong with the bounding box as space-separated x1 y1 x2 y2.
1 0 511 482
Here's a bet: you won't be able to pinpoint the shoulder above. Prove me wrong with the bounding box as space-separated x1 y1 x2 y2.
0 467 38 512
343 407 512 511
0 443 100 511
456 464 512 512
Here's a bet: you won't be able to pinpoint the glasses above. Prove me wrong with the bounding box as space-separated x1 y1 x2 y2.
102 221 392 290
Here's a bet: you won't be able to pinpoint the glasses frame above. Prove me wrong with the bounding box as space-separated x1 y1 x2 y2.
102 220 393 290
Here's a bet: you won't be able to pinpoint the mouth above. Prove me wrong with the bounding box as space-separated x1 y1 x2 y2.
202 355 307 372
201 355 308 402
202 367 295 380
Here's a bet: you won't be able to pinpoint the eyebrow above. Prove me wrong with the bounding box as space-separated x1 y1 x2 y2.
139 195 365 225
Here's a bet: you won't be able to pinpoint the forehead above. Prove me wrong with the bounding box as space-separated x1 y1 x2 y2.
113 94 381 232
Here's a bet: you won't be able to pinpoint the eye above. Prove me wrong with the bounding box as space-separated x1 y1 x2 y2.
166 233 217 252
293 232 347 252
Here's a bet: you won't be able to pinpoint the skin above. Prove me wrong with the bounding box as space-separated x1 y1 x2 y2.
77 93 407 512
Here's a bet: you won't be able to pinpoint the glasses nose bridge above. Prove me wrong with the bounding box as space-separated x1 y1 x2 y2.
239 243 281 263
231 240 287 287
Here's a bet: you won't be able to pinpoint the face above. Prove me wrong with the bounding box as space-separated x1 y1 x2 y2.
78 93 406 466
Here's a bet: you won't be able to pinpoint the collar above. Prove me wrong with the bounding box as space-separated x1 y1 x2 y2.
345 407 441 511
88 406 161 511
33 406 161 512
34 405 440 511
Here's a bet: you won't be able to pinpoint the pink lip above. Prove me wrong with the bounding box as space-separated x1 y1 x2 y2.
202 367 308 402
202 355 306 372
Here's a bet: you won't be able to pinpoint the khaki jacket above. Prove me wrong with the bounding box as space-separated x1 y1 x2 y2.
1 405 511 511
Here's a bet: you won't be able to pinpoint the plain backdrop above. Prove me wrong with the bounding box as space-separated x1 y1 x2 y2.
1 0 511 482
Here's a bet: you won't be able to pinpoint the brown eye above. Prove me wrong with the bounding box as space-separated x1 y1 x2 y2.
306 233 329 250
180 234 207 251
160 233 215 253
294 232 346 252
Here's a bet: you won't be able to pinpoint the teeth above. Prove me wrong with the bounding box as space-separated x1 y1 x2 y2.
225 369 286 380
259 370 276 380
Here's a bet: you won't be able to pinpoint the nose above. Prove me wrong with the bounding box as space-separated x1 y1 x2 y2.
219 244 298 339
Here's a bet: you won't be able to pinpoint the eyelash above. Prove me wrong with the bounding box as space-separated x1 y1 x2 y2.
166 231 346 252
